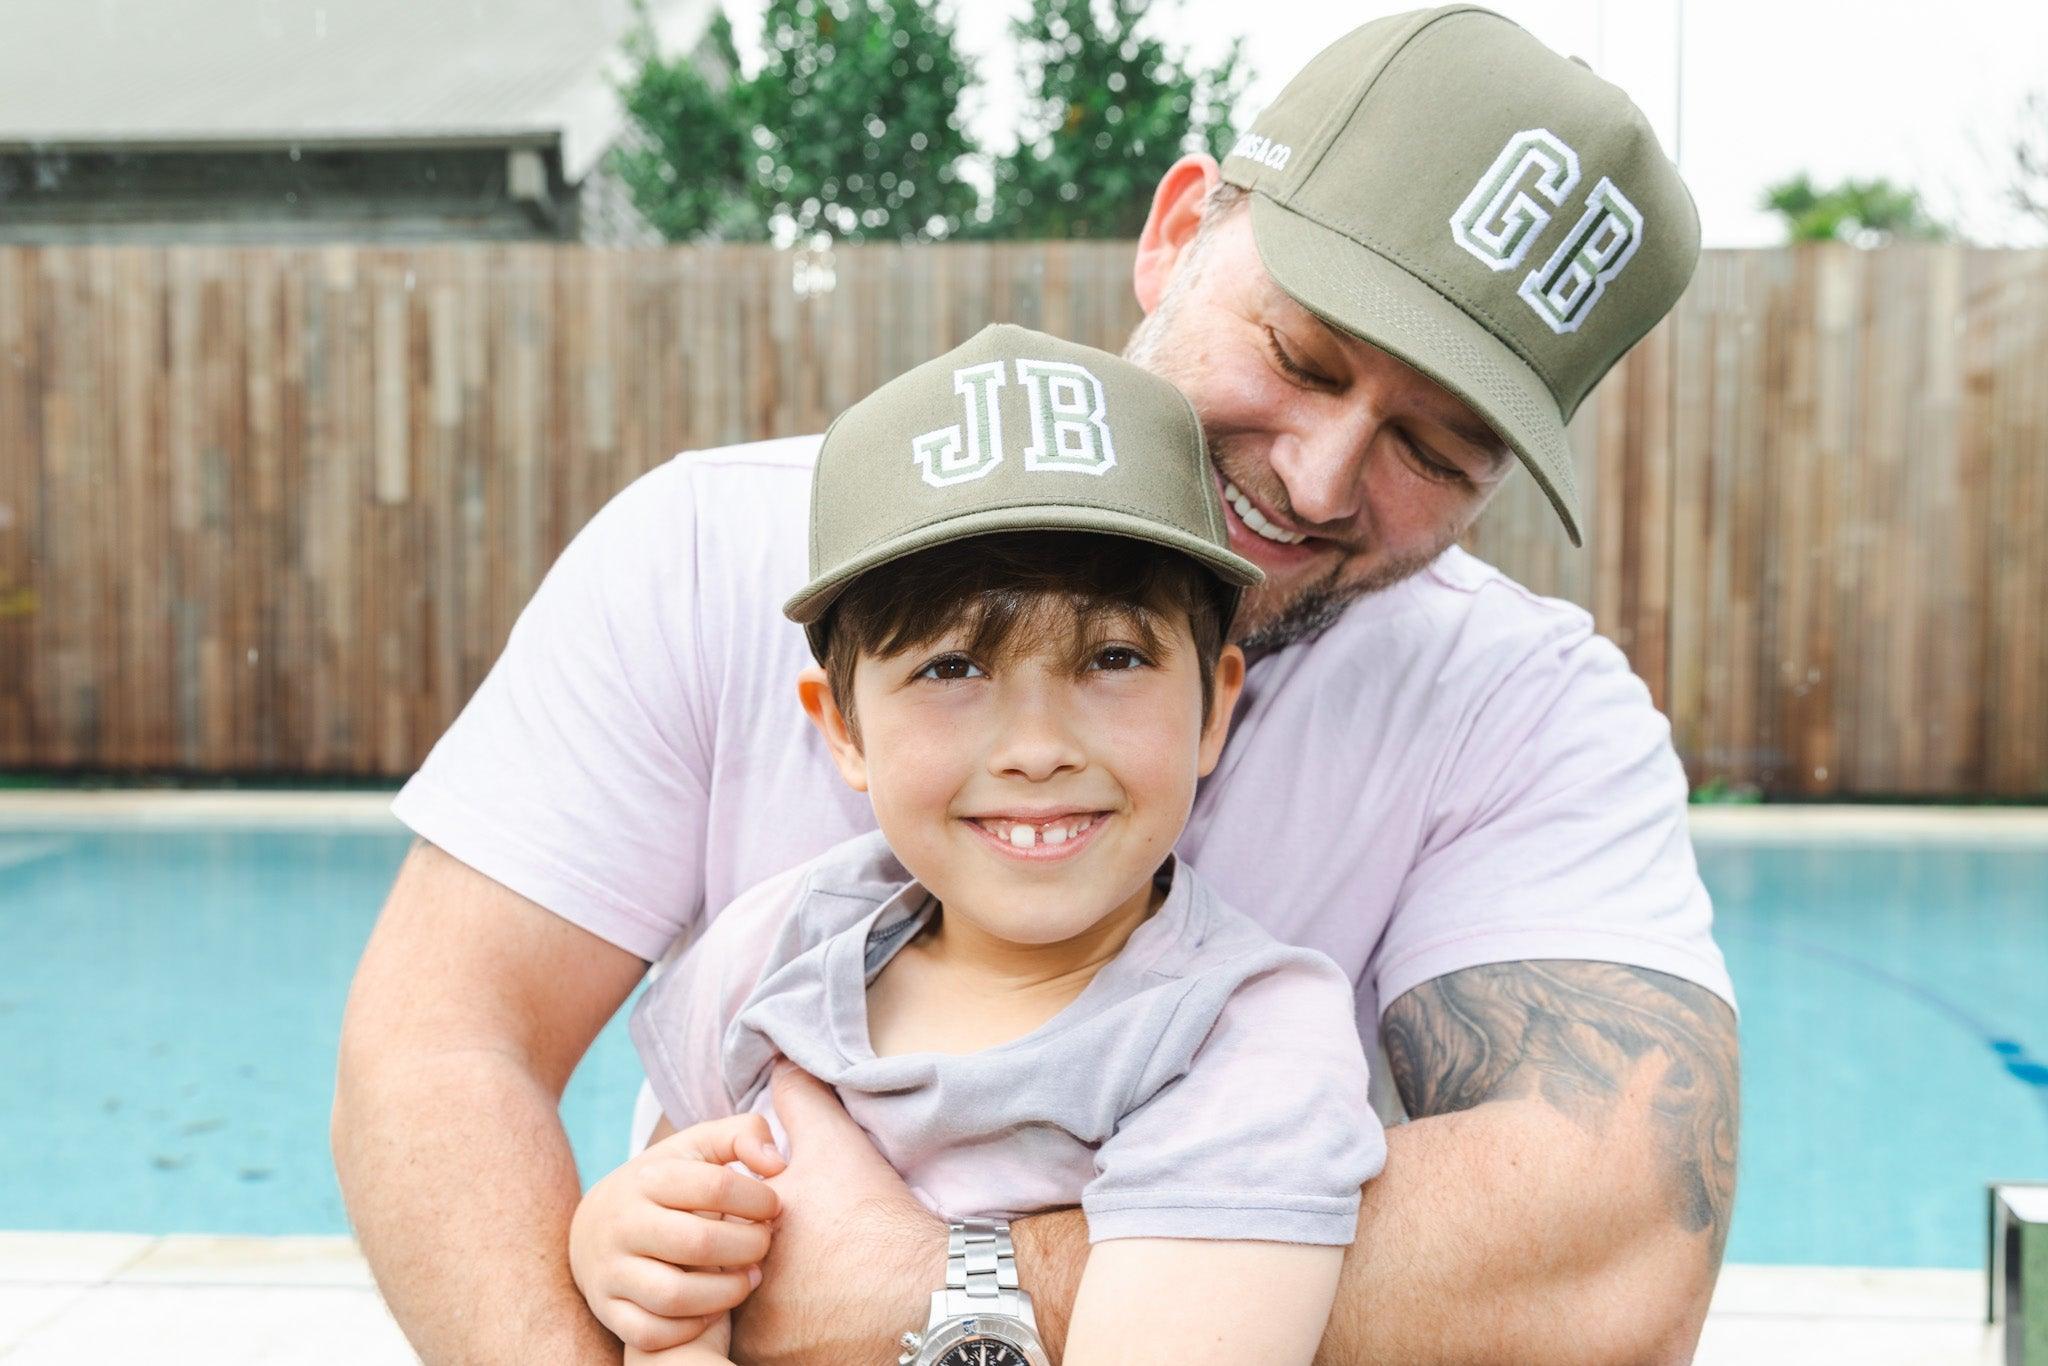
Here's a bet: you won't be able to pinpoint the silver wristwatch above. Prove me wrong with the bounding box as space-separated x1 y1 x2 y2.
897 1220 1053 1366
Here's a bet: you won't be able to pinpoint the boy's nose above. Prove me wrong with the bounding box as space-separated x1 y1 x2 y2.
986 687 1086 782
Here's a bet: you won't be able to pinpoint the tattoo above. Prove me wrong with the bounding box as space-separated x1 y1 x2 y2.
1382 960 1740 1258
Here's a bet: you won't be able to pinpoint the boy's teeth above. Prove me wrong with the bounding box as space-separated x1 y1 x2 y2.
984 814 1098 849
1223 480 1309 545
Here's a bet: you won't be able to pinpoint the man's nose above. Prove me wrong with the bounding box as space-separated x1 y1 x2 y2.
987 683 1087 782
1265 411 1379 529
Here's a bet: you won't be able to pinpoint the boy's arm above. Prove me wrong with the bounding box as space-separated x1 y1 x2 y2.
1063 1240 1342 1366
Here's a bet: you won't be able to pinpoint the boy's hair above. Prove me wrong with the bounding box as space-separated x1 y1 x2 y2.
820 532 1233 743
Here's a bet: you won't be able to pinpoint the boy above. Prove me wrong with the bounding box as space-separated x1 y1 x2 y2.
568 325 1385 1365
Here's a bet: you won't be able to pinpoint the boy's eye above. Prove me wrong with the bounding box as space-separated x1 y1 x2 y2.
915 654 984 682
1088 645 1150 672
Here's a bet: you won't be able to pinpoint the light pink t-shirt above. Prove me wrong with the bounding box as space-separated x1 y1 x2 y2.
392 435 1735 1059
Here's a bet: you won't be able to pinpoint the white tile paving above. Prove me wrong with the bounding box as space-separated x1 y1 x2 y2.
0 1234 2016 1364
0 1290 91 1355
3 1284 416 1365
1697 1265 1999 1364
0 1235 410 1365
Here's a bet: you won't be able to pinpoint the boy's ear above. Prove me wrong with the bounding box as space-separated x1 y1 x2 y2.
797 666 869 793
1196 645 1247 777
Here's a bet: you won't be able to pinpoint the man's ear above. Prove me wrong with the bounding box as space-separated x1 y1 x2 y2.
1196 644 1247 777
797 666 869 793
1134 154 1221 315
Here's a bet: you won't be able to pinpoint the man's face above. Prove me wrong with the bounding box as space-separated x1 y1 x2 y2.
1127 199 1517 650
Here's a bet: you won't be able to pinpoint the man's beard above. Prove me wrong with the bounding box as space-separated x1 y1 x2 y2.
1230 519 1443 653
1126 271 1452 654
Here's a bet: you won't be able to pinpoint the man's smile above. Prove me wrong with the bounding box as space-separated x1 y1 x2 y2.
1213 468 1338 574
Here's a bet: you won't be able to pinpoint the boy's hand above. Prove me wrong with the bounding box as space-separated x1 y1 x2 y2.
570 1112 787 1354
622 1310 732 1365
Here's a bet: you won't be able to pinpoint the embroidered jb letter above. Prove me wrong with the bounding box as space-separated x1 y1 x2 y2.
912 360 1115 487
1016 361 1116 476
911 361 1007 487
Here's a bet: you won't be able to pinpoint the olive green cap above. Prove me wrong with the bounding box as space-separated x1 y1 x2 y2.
786 323 1263 657
1221 5 1700 546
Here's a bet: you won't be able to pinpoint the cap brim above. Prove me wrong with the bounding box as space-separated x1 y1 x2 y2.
1248 195 1585 547
783 504 1264 643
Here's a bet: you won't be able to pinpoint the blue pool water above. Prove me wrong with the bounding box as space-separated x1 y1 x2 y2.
2 821 2045 1267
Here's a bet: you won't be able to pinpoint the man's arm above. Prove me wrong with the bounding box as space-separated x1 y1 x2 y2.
332 840 650 1364
1338 958 1740 1363
1042 959 1735 1364
735 959 1737 1366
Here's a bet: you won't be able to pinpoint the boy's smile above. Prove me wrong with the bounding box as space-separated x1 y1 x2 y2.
963 809 1106 858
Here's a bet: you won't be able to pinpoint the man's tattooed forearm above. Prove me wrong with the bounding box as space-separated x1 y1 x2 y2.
1382 961 1740 1254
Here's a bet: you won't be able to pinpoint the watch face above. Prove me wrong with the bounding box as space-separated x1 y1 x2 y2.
933 1339 1030 1366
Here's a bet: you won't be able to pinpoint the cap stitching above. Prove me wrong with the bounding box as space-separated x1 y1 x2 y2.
829 495 1247 559
1291 5 1497 191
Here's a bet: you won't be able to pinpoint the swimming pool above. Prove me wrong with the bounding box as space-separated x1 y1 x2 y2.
2 806 2044 1268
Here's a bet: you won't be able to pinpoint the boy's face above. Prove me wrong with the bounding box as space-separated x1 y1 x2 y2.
800 603 1245 946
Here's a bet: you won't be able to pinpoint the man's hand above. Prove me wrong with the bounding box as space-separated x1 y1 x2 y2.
571 1114 785 1355
728 1065 947 1365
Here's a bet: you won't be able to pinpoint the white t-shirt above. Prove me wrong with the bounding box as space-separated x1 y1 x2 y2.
392 435 1735 1064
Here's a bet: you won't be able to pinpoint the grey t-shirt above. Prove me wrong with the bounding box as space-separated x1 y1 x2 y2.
629 830 1385 1246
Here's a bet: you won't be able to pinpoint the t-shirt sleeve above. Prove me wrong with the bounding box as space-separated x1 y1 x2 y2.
1372 616 1737 1016
627 863 812 1131
1082 953 1384 1246
389 459 713 962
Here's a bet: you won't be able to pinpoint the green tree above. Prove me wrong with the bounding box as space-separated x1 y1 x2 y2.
1761 173 1949 246
747 0 979 241
976 0 1248 239
608 9 765 241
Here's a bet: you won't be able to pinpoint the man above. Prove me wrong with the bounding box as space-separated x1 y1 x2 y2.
333 8 1740 1364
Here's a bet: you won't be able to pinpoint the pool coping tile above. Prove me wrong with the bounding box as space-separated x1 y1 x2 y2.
4 792 2044 842
0 1233 154 1286
113 1235 374 1287
1708 1262 1983 1319
0 791 400 830
1689 804 2048 844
